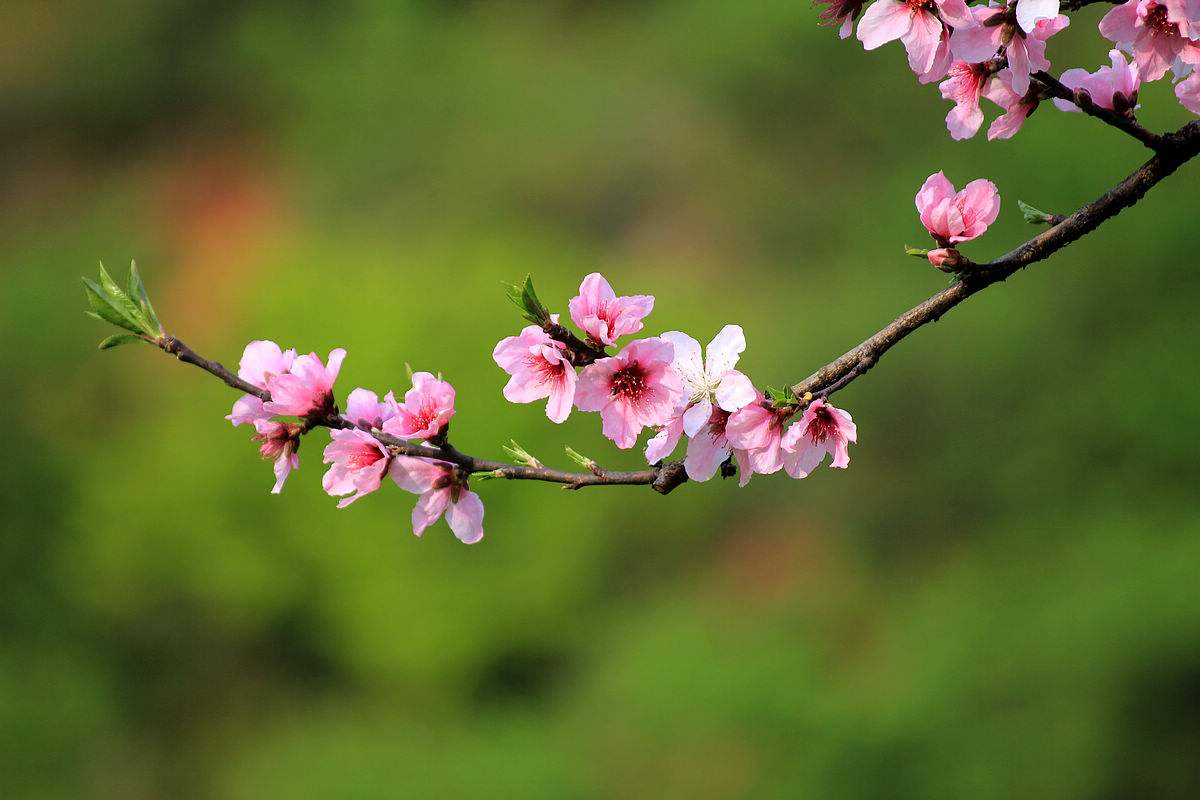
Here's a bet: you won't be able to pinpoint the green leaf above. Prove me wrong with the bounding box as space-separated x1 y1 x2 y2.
98 333 144 350
563 445 596 471
503 274 550 324
82 278 144 334
765 385 798 407
1017 199 1057 225
904 245 931 258
502 439 541 468
97 261 146 326
127 260 161 333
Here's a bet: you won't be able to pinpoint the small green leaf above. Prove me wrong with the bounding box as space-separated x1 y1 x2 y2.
904 245 931 258
97 261 146 325
82 278 144 334
765 385 797 407
563 445 596 471
503 274 550 324
127 260 161 333
502 439 542 468
98 333 144 350
1017 199 1057 225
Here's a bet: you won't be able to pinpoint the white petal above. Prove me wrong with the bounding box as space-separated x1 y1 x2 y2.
1016 0 1059 33
682 399 712 437
659 330 705 389
704 324 746 377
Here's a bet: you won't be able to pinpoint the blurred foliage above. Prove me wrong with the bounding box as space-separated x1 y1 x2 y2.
3 1 1200 797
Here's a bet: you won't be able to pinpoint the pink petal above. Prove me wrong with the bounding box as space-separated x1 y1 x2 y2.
682 399 713 437
715 371 756 412
857 0 914 50
445 490 485 544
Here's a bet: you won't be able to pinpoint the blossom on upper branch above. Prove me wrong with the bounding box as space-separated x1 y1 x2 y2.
982 69 1042 140
227 340 297 426
382 372 456 440
857 0 972 81
390 457 485 544
781 399 857 477
568 272 654 347
575 337 684 449
1100 0 1200 82
263 348 347 418
322 428 391 507
915 171 1001 246
1053 50 1142 113
492 320 576 423
951 5 1069 97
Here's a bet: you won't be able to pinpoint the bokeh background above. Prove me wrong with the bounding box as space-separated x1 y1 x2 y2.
4 1 1200 797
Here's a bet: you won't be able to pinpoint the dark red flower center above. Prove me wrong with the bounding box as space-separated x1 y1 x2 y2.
347 446 385 470
805 406 839 444
1145 4 1176 35
610 362 647 400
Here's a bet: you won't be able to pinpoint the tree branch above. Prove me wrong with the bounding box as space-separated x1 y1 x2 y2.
1031 71 1163 151
153 335 689 494
791 119 1200 401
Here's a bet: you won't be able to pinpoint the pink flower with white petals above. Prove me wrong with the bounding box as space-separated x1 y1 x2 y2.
857 0 973 79
575 337 685 449
263 348 346 418
1177 70 1200 112
390 457 484 544
343 387 396 428
661 326 757 437
567 273 654 347
982 69 1042 140
780 399 858 477
1100 0 1200 82
227 340 297 426
251 419 302 494
1054 50 1142 113
382 372 456 440
816 0 869 38
939 61 992 140
726 393 792 476
492 321 577 423
951 6 1069 96
915 171 1001 246
322 428 391 508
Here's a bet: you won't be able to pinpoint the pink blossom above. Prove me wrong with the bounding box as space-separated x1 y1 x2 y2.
857 0 972 79
685 406 755 485
816 0 869 38
661 326 757 437
1177 69 1200 112
575 337 685 449
1053 50 1142 112
780 399 858 478
492 321 576 423
915 171 1001 246
227 340 297 426
951 6 1069 96
322 428 391 508
939 61 992 140
343 388 396 428
567 273 654 347
251 419 301 494
390 457 484 544
982 69 1041 139
262 348 346 418
1100 0 1200 82
381 372 456 440
726 394 792 476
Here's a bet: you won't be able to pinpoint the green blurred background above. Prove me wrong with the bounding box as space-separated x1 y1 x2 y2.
4 1 1200 797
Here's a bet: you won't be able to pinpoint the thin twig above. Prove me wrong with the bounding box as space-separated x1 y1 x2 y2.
1031 70 1163 150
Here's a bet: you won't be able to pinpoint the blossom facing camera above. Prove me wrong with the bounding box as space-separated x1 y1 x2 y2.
382 372 456 440
915 171 1001 246
322 428 391 508
575 337 685 449
781 398 858 478
661 325 757 437
492 322 577 423
567 272 654 347
263 348 346 418
252 419 302 494
390 457 485 544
